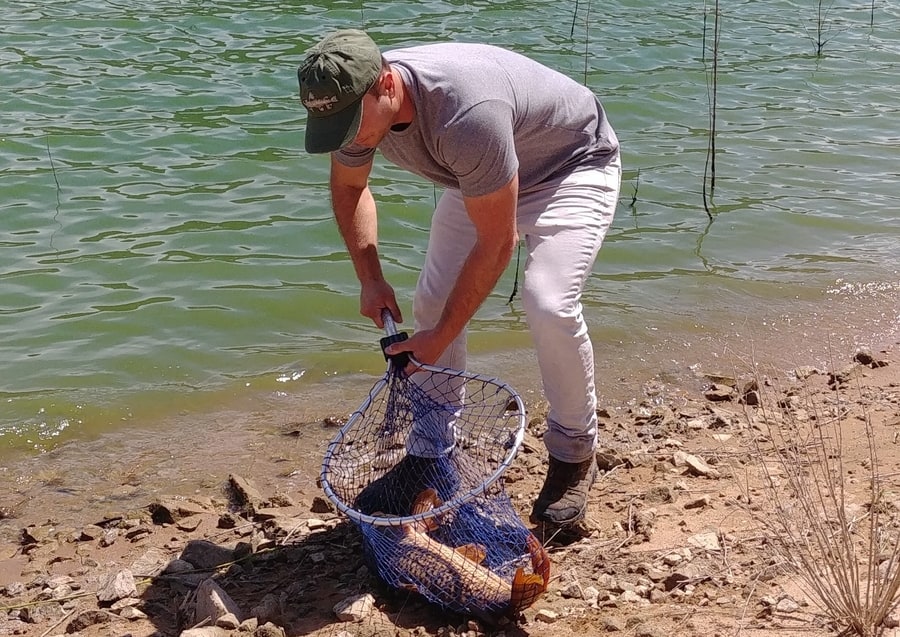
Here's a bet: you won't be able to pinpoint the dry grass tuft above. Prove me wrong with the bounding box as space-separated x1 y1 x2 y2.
739 361 900 636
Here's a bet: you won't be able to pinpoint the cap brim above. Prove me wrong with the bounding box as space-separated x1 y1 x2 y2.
304 100 363 154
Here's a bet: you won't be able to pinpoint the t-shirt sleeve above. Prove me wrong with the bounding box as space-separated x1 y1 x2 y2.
334 144 376 167
438 101 519 198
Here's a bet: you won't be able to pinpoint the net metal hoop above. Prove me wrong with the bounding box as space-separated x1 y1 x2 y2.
320 357 526 529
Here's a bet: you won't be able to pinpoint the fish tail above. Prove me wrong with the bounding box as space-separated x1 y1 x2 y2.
525 532 551 589
509 567 546 613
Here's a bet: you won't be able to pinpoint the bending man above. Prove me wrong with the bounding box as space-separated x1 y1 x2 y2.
297 30 621 527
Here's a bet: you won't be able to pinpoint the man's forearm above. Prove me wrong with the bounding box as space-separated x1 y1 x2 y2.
433 174 519 346
436 235 516 347
330 183 384 284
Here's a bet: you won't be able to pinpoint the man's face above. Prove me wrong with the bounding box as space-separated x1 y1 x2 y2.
352 90 393 149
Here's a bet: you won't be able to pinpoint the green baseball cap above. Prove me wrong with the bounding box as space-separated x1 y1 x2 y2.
298 29 382 154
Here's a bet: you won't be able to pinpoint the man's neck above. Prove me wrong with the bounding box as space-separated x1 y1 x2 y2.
392 68 416 127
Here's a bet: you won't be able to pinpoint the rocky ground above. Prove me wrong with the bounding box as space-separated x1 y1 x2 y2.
1 342 898 637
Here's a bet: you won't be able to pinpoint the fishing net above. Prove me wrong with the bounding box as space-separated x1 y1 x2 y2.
320 314 550 620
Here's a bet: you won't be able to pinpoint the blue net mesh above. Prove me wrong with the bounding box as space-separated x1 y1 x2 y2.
321 361 549 619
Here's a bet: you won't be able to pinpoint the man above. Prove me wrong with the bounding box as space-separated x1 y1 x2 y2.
298 29 621 527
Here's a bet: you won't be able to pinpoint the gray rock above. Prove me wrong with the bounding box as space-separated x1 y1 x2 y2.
253 622 286 637
687 531 721 552
333 592 375 622
704 384 735 402
2 581 26 597
78 524 105 541
19 601 65 624
215 612 241 629
602 616 626 631
119 605 148 620
594 573 618 591
560 580 584 599
111 597 142 609
66 609 112 632
883 608 900 628
249 593 280 624
100 528 119 547
97 569 137 603
582 585 600 605
194 578 243 625
672 451 721 478
46 584 74 600
131 546 171 577
664 564 704 592
164 558 196 574
635 626 666 637
180 628 231 637
310 496 335 514
176 514 204 532
44 575 74 589
661 552 682 566
148 496 211 525
180 539 236 570
228 474 264 516
239 616 259 632
794 365 820 380
775 596 800 613
684 495 712 510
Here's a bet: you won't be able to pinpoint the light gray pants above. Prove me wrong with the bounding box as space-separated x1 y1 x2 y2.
410 154 622 464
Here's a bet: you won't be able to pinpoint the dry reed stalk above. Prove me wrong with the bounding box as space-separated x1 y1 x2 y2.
702 0 720 218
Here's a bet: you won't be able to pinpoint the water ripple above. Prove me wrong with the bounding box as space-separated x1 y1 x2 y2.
2 0 899 450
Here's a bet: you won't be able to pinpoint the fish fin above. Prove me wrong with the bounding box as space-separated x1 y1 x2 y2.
410 488 441 532
454 543 488 564
509 567 546 613
411 488 441 514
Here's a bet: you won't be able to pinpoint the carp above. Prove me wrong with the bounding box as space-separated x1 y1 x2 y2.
390 488 550 617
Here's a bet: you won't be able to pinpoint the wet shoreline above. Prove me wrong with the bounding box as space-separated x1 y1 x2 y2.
1 281 897 552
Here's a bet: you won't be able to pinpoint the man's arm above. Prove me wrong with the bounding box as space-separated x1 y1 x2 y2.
330 155 402 327
387 174 520 365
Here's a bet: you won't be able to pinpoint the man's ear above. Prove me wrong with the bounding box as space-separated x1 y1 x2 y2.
381 69 395 97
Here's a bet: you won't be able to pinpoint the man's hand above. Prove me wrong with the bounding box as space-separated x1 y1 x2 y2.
361 280 402 328
383 327 447 367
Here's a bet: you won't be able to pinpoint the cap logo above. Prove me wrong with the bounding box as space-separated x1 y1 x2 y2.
303 92 339 112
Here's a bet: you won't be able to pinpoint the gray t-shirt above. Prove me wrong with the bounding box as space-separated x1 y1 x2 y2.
335 42 619 198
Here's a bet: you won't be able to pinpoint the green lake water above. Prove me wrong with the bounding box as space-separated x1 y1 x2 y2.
2 0 899 461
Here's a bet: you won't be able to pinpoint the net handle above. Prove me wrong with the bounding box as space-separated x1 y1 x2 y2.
379 308 411 371
381 308 399 336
